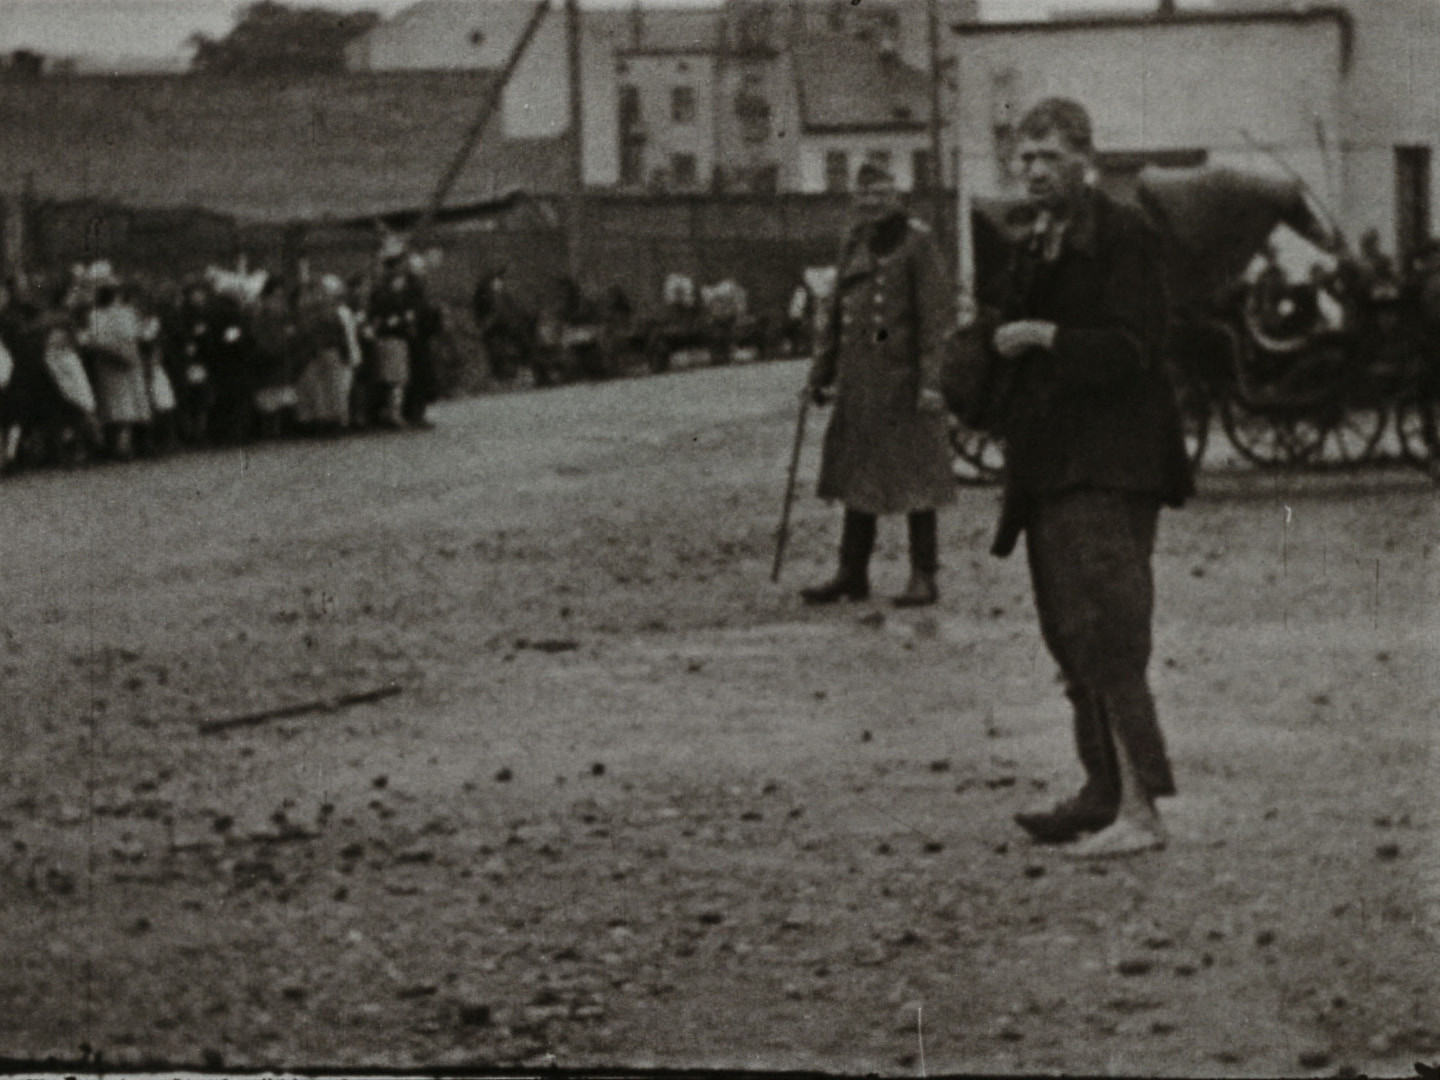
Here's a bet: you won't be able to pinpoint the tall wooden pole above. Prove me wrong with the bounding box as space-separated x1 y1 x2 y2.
566 0 584 279
926 0 949 254
951 8 975 320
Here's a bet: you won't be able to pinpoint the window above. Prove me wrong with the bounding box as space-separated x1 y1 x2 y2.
618 85 645 187
740 108 770 145
864 149 893 178
825 150 849 193
618 84 641 128
671 153 698 187
736 86 770 145
469 29 485 46
749 163 779 194
671 86 696 124
912 149 935 192
620 138 646 187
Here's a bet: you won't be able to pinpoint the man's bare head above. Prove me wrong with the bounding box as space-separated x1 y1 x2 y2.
1014 98 1093 213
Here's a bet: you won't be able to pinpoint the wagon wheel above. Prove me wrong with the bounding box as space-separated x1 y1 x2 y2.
1181 400 1212 471
1394 388 1440 475
1219 397 1326 468
1317 405 1389 467
951 426 1004 485
646 336 672 375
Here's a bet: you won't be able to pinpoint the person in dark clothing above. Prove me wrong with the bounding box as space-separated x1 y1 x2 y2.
987 99 1193 857
0 278 24 469
473 267 532 383
395 258 442 427
164 282 220 445
801 160 956 607
369 253 440 428
8 281 103 467
203 289 259 445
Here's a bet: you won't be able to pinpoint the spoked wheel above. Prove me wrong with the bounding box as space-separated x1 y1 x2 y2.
1219 397 1326 468
1182 402 1212 472
1316 405 1389 467
951 426 1004 485
1394 388 1440 476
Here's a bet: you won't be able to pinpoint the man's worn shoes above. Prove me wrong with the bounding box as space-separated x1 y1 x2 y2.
799 576 870 604
1062 817 1166 859
1014 795 1116 844
892 571 938 608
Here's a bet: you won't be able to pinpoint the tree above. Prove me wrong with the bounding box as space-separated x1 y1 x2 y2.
188 1 380 75
4 50 47 77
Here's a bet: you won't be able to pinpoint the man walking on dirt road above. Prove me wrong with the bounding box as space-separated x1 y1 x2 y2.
987 99 1194 857
801 160 956 608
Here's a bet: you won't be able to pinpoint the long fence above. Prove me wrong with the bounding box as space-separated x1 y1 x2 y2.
2 190 956 323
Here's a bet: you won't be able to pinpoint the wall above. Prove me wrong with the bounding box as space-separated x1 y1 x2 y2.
951 16 1346 205
295 192 874 326
577 10 631 188
1337 0 1440 254
797 131 934 194
572 193 853 319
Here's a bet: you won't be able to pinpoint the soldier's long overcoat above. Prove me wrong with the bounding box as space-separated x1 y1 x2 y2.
809 215 956 516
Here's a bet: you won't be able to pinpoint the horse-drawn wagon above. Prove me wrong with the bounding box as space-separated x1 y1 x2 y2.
951 165 1440 481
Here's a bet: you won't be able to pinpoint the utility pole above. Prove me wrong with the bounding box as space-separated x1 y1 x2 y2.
566 0 584 280
926 0 951 256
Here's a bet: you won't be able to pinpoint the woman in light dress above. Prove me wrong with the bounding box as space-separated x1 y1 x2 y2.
80 282 151 460
294 275 361 433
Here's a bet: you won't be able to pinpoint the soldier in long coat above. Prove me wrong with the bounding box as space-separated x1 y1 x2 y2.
802 161 956 607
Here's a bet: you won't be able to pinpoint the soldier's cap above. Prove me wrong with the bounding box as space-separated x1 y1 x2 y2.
855 161 896 189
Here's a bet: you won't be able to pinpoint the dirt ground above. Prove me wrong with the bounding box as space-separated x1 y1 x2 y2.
1 360 1436 1077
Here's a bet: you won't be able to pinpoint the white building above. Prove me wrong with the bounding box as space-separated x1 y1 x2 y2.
952 2 1440 264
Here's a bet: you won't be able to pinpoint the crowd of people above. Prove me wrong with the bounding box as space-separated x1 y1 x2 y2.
0 244 443 475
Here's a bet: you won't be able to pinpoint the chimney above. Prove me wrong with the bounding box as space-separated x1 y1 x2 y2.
1157 0 1177 16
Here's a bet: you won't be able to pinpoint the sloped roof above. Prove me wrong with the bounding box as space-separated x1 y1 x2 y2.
793 35 931 134
0 71 574 223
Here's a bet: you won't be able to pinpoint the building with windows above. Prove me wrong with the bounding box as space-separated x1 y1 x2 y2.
614 50 720 189
792 34 936 194
345 0 978 193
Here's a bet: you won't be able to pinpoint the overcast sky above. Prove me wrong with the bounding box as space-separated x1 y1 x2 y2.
0 0 1178 68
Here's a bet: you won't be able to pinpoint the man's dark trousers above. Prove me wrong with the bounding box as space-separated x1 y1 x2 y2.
1025 489 1176 806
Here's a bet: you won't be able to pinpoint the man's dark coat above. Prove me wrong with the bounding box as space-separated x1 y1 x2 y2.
990 187 1194 556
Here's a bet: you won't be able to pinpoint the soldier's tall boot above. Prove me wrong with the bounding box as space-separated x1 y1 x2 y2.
800 509 875 604
380 384 406 428
893 509 939 607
